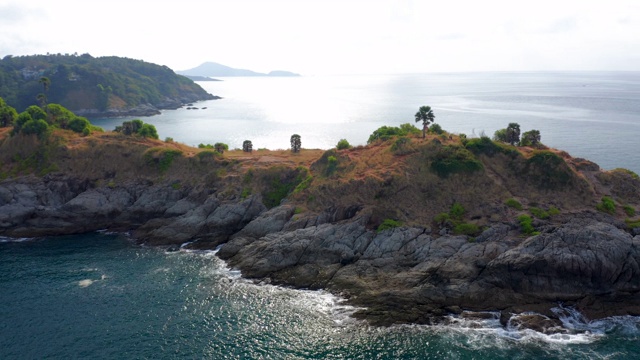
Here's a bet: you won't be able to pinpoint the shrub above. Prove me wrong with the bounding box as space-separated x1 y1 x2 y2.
377 219 402 232
434 212 450 224
548 206 561 216
454 222 480 236
68 116 90 133
368 123 420 144
626 218 640 229
505 198 523 210
623 205 636 217
197 150 220 161
449 203 466 220
612 168 639 179
517 214 538 235
596 196 616 215
530 207 550 219
144 148 183 172
430 145 483 177
214 142 229 154
326 155 338 176
429 123 444 135
391 137 415 155
336 139 351 150
165 137 174 143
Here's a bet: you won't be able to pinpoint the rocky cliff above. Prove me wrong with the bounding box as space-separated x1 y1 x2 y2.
1 130 639 328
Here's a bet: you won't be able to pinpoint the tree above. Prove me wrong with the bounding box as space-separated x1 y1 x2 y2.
243 140 253 153
214 142 229 154
138 123 159 139
414 105 435 138
336 139 351 150
506 123 521 145
0 97 17 127
521 129 541 147
39 77 51 93
290 134 301 153
493 128 507 142
38 77 51 105
68 116 91 133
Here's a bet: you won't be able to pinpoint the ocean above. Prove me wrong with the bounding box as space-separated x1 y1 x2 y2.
91 72 640 175
2 233 640 359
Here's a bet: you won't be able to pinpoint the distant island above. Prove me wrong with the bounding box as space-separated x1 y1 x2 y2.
178 62 301 77
0 54 218 117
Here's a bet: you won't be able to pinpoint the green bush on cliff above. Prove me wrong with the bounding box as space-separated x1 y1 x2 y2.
377 219 402 232
517 214 538 235
144 148 183 172
596 196 616 215
367 123 420 143
505 198 523 210
336 139 351 150
453 222 480 236
430 145 483 178
623 205 636 217
529 207 550 219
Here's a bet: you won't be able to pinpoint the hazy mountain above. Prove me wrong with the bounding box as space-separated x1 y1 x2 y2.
178 62 300 77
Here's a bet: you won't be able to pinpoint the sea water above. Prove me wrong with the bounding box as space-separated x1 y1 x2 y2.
2 233 640 359
90 72 640 174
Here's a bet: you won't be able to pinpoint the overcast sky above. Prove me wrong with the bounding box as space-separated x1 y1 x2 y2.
1 0 638 75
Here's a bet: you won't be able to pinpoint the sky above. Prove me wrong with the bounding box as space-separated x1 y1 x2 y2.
0 0 639 75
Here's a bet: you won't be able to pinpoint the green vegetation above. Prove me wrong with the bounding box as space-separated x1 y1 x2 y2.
430 145 483 178
414 105 435 138
214 142 229 154
429 123 444 135
505 123 521 146
326 155 338 176
517 214 539 235
144 148 183 172
260 166 309 208
596 196 616 215
290 134 301 153
3 99 101 138
612 168 639 179
464 136 519 158
243 140 253 153
390 137 415 155
377 219 402 232
367 123 420 143
336 139 351 150
626 218 640 229
521 129 541 147
454 223 480 236
115 119 158 139
505 198 523 210
0 97 18 127
529 207 550 219
433 203 481 236
525 150 572 190
623 205 636 217
0 54 211 113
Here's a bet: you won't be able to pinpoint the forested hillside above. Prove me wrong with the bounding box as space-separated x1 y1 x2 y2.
0 54 217 116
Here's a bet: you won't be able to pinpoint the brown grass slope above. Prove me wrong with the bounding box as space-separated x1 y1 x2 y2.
1 129 638 234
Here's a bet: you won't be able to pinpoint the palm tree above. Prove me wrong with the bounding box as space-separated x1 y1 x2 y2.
415 105 435 138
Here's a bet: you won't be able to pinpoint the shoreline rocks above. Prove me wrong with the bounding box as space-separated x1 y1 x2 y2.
1 174 639 329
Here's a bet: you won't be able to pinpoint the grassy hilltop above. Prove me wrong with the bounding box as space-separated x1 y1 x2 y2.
1 115 639 237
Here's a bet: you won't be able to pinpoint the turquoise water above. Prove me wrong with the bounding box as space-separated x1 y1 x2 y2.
2 233 640 359
91 72 640 174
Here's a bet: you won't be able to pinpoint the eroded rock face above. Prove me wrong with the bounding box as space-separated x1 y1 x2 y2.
2 175 639 326
219 217 640 325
